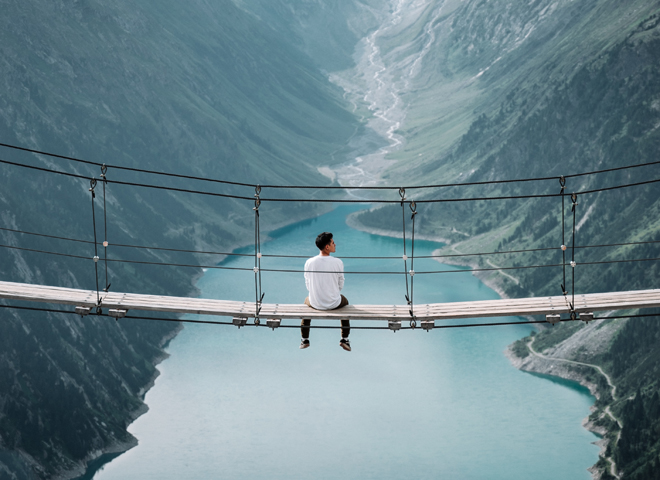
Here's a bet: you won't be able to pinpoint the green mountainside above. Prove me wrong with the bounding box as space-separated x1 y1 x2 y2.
0 1 362 478
351 1 660 477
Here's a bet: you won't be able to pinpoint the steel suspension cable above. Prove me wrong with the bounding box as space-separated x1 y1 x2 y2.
0 157 254 201
2 141 659 190
0 142 256 188
565 161 660 179
3 156 660 204
0 227 95 245
2 241 660 275
3 225 659 261
2 240 660 275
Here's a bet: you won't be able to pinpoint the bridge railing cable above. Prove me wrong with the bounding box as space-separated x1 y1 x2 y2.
1 242 659 276
2 140 659 190
2 156 660 205
2 226 659 262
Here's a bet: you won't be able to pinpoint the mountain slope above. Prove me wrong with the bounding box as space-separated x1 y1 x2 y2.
347 1 660 477
0 0 363 478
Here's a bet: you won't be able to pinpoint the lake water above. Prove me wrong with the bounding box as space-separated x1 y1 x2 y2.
93 205 599 479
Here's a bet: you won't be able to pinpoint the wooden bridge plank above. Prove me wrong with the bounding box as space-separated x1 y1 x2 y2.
1 281 659 322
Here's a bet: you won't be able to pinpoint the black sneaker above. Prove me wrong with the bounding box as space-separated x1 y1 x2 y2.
300 339 310 349
339 338 351 352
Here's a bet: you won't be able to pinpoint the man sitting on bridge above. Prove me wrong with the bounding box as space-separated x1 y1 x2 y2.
301 232 351 351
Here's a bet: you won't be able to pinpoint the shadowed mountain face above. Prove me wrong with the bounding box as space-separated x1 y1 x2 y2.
0 0 360 182
0 1 364 478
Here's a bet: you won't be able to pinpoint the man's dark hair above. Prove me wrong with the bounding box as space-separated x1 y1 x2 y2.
315 232 333 250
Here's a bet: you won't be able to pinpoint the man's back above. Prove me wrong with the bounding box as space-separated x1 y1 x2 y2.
304 254 344 310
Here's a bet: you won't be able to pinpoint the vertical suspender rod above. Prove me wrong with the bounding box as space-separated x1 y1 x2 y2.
570 192 579 319
253 185 263 324
100 164 111 292
408 200 417 328
559 176 568 296
89 178 101 311
399 188 411 307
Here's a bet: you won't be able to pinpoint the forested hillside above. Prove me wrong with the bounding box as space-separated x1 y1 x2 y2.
0 0 364 478
353 1 660 477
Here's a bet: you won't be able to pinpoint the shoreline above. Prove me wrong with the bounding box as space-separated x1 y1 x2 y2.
504 337 618 480
67 323 183 480
346 211 513 300
70 206 335 480
348 209 615 479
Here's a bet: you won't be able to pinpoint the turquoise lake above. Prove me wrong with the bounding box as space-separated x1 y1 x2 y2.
93 205 599 479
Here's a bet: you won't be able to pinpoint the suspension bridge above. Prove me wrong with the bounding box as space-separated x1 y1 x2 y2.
1 280 660 331
1 142 659 330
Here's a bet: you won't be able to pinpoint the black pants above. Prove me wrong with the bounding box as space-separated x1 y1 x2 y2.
302 295 349 339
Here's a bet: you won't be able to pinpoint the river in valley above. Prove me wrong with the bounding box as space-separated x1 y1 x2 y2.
93 2 601 476
92 204 599 479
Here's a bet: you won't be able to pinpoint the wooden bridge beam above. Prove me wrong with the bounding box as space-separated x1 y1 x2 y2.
1 281 659 322
0 282 660 320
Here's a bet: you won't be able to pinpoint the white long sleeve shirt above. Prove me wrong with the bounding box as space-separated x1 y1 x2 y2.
304 254 344 310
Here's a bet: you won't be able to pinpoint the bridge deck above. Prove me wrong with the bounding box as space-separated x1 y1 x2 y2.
1 280 659 321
